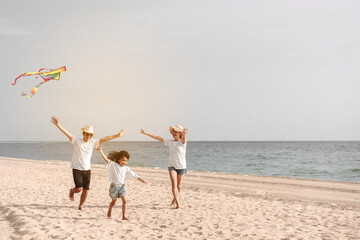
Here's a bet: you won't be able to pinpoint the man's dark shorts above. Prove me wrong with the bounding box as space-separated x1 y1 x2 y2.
72 169 91 190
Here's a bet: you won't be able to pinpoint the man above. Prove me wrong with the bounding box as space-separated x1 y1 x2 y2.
51 116 125 210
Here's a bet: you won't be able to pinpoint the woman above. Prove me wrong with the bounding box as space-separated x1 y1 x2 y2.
141 125 188 209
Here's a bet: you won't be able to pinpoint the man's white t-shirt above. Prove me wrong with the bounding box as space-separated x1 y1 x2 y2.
71 136 99 170
105 161 139 185
164 139 187 169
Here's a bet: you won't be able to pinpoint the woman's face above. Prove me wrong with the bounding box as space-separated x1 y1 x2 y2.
171 129 181 140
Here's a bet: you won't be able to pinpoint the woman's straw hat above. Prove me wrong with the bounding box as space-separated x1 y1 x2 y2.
169 125 184 133
81 125 96 134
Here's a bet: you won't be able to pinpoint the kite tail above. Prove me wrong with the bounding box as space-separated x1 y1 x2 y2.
22 81 45 98
12 68 53 85
11 73 26 85
21 92 32 98
38 68 52 72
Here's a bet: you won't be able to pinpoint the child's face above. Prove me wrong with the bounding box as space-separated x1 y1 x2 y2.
119 156 128 167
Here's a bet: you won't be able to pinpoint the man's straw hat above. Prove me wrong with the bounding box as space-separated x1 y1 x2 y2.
81 125 95 134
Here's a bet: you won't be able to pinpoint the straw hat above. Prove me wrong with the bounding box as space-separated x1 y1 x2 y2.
169 125 184 133
81 125 96 134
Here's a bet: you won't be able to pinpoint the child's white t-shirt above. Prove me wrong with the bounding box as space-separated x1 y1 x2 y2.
164 139 187 169
105 161 139 185
71 136 99 170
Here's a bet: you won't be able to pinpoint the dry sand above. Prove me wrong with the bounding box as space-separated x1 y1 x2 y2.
0 156 359 240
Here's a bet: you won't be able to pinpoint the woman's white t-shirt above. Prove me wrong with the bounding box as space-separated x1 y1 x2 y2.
71 136 99 170
105 161 138 185
164 139 187 169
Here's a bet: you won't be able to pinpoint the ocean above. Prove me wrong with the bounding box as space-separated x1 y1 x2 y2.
0 141 359 183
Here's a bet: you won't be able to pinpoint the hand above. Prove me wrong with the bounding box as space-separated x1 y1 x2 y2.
181 128 188 136
118 130 125 137
138 177 147 184
51 116 59 126
140 129 146 134
96 145 102 152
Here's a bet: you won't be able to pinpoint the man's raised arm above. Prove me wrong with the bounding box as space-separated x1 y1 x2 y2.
99 130 125 144
51 116 73 142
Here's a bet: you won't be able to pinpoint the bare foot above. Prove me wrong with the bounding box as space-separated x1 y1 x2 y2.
122 216 129 220
174 199 180 209
69 189 74 201
78 205 83 210
107 210 112 219
170 198 176 206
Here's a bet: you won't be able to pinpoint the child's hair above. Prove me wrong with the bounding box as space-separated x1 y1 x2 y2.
107 150 130 164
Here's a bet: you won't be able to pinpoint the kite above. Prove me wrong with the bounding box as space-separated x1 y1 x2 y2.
11 66 66 98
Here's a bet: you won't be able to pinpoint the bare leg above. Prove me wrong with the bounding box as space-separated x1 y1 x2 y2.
69 187 82 201
121 197 128 220
108 199 117 219
78 189 88 210
177 174 185 195
169 171 179 208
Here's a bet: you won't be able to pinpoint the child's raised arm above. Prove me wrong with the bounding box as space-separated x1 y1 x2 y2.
51 116 73 142
96 145 110 163
140 129 164 143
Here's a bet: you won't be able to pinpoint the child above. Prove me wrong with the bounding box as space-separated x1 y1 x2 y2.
97 145 147 220
51 116 125 210
140 125 188 209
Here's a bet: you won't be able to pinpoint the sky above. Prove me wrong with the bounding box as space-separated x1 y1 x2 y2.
0 0 360 141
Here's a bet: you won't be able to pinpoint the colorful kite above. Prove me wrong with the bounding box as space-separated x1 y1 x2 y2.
11 66 66 98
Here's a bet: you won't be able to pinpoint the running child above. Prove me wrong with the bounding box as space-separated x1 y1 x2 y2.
140 125 188 209
97 145 147 220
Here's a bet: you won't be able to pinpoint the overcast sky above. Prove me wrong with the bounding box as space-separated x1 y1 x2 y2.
1 0 360 141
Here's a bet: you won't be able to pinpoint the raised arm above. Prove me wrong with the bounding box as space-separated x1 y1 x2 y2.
96 145 110 163
181 128 188 144
51 116 73 142
99 130 125 145
140 129 164 143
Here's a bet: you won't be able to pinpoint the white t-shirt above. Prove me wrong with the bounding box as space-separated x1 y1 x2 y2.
105 161 139 185
164 139 187 169
71 136 99 170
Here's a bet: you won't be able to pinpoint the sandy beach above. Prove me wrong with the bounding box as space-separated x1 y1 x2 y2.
0 156 359 240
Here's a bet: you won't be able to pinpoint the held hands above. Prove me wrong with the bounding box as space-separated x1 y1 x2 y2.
96 145 102 152
140 129 146 135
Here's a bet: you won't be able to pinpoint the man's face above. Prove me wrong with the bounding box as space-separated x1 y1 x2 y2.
83 132 93 142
